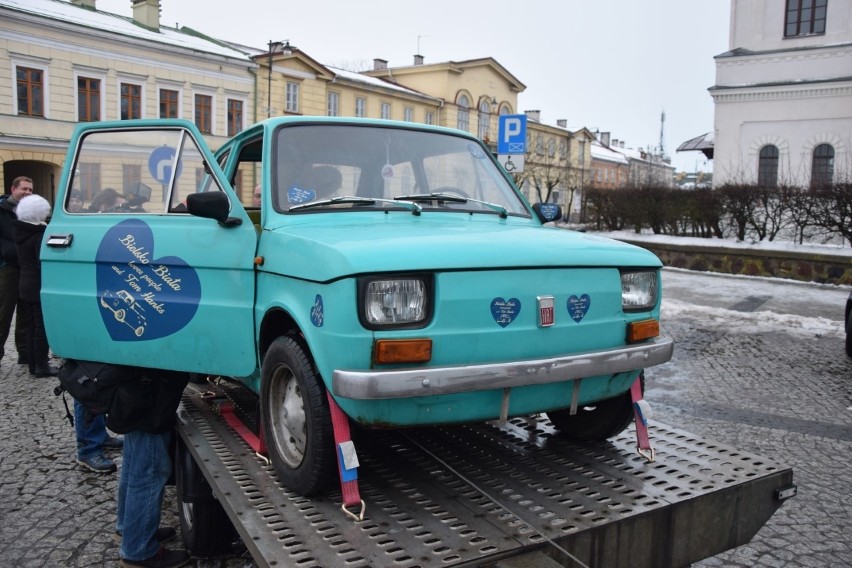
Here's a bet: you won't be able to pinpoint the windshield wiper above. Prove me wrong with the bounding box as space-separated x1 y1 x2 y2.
289 195 422 215
395 192 507 218
394 192 468 203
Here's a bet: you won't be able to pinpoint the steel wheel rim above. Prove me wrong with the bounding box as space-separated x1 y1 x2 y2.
268 365 307 468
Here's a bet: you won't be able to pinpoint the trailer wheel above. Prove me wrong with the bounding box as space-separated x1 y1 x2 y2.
260 335 335 496
175 436 237 556
547 374 644 442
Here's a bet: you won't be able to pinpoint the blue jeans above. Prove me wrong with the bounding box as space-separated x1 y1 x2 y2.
74 399 107 459
116 429 172 561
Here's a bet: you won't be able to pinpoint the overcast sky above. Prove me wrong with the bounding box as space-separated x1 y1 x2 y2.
94 0 731 174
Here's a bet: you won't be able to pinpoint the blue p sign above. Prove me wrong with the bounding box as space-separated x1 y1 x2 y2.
498 115 527 155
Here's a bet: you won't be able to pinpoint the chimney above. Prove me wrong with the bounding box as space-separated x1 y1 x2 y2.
524 110 541 122
556 119 567 128
71 0 97 8
612 138 618 148
620 140 625 148
413 54 424 66
131 0 161 30
600 132 611 146
373 58 388 71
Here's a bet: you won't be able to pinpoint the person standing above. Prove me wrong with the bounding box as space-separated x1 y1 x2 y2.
12 194 58 377
0 176 32 364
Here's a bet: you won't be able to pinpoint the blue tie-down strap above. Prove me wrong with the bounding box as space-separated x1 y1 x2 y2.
337 440 359 483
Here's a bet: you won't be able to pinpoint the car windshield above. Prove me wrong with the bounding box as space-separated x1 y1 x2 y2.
272 124 529 217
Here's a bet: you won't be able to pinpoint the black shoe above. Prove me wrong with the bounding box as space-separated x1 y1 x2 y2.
17 356 28 365
114 526 177 544
119 547 190 568
33 364 59 377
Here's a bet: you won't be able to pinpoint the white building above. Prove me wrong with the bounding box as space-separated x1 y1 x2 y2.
711 0 852 186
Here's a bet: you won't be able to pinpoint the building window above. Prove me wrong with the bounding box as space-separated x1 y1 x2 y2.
559 140 568 159
811 143 834 187
327 92 340 116
122 164 141 194
285 82 299 113
227 99 243 136
404 106 413 122
425 111 434 125
785 0 827 37
194 94 212 133
160 89 179 118
121 83 142 120
355 97 366 117
478 100 491 140
757 145 779 187
547 139 557 158
77 163 101 202
381 102 391 119
536 135 544 155
456 95 470 132
77 77 101 122
16 66 44 117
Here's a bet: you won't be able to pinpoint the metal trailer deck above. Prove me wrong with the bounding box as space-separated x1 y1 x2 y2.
176 382 794 568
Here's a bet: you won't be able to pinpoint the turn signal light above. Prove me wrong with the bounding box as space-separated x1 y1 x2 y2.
627 319 660 344
373 339 432 364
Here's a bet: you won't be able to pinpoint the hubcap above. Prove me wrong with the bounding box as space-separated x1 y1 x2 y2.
269 366 307 468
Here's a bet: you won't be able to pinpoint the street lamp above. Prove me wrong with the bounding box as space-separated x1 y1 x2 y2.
267 40 292 118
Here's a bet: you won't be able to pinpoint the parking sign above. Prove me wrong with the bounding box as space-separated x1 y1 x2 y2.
498 114 527 155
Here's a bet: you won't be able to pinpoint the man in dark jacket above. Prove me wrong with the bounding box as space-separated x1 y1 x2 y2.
0 176 33 364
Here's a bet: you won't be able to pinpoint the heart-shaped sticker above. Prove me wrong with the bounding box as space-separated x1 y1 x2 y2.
567 294 591 323
96 219 201 341
491 297 521 328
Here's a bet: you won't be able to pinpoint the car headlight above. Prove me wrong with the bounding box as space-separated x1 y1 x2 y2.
621 271 658 311
361 276 431 328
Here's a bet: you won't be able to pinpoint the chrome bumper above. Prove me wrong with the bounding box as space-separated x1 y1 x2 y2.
332 337 674 400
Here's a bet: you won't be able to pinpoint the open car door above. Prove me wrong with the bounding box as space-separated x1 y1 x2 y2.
41 120 258 377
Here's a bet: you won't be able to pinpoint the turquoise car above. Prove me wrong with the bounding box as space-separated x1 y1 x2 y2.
41 118 673 496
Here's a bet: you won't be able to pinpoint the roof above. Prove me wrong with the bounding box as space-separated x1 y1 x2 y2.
327 66 441 101
0 0 250 60
677 131 714 159
590 141 629 165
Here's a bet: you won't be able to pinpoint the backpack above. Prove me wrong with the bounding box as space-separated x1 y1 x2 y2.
54 359 189 434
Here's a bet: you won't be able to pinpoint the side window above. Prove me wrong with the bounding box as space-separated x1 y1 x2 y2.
67 128 224 214
226 138 263 208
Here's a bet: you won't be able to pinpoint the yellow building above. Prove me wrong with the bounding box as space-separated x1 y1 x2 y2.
1 0 594 215
0 0 254 202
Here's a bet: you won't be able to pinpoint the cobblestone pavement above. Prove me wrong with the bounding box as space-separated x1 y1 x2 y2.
1 269 850 567
647 270 852 567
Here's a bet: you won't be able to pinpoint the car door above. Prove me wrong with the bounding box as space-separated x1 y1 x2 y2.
41 120 258 377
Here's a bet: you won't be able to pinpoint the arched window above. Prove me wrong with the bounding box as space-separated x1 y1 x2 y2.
478 99 491 140
757 145 779 187
811 143 834 188
456 94 469 132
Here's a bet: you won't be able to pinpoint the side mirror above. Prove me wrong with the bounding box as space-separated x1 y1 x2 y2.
186 192 241 226
532 202 562 224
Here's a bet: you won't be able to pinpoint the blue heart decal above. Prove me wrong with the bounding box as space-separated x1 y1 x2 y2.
310 295 324 327
96 219 201 341
288 185 317 204
491 297 521 328
567 294 591 323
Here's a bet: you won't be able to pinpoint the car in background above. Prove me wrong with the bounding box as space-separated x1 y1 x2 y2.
846 290 852 357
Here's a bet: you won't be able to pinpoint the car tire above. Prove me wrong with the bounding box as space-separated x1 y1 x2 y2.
547 374 644 442
260 335 336 496
175 436 237 556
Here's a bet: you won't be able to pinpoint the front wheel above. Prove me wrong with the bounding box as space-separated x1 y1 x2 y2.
260 335 336 496
547 374 644 442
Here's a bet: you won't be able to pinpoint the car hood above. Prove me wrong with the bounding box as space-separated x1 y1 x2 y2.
259 213 661 282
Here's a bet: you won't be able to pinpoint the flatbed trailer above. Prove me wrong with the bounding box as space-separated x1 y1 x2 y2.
175 381 795 568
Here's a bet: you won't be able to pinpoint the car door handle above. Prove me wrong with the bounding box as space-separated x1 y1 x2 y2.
46 234 74 247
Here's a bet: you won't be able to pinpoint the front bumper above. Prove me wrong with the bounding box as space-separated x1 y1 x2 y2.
333 336 674 400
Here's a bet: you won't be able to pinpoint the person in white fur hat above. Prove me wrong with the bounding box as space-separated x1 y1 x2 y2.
12 193 57 377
